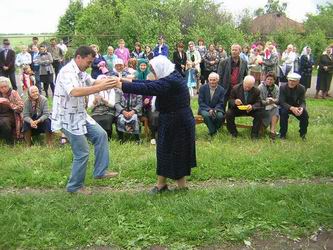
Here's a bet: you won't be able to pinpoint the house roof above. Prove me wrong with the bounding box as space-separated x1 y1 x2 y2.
249 13 305 35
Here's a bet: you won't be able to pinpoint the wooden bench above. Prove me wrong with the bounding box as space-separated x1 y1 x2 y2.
194 114 252 129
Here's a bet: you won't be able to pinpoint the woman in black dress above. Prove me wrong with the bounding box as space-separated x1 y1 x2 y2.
299 46 314 91
111 55 196 193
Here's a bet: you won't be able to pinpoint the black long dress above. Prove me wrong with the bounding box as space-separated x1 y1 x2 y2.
299 55 314 89
122 70 196 180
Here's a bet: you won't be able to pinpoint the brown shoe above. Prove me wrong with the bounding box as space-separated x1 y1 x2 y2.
70 187 92 195
95 171 119 179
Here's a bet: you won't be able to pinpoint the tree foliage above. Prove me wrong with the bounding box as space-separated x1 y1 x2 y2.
57 0 84 38
57 0 237 54
254 0 287 16
56 0 331 61
305 3 333 38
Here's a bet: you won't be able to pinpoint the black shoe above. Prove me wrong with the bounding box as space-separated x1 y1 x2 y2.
149 185 169 195
280 135 286 140
231 133 238 138
251 134 259 140
301 135 306 140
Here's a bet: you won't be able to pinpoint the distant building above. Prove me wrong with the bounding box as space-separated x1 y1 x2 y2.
249 13 305 36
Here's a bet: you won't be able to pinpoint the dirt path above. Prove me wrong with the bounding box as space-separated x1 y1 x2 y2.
1 177 332 195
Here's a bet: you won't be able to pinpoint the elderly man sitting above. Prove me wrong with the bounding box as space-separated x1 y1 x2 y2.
279 72 309 140
23 86 52 146
225 75 263 138
198 72 225 136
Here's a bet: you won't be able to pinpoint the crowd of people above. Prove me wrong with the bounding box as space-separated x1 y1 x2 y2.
0 36 332 145
0 36 332 193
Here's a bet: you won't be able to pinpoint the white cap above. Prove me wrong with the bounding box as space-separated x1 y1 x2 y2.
287 72 301 80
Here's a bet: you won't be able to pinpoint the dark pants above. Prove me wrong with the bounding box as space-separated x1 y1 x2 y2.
0 119 14 144
91 114 114 139
147 111 159 139
0 70 17 90
40 73 54 97
279 107 309 137
200 110 224 135
226 108 263 137
52 60 61 80
200 61 205 84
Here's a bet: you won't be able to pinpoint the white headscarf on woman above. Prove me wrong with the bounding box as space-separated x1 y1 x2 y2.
149 55 175 79
301 46 311 60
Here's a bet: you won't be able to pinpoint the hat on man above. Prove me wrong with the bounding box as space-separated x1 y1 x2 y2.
287 72 301 81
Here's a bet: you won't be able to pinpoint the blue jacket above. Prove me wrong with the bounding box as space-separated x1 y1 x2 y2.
198 84 225 114
153 44 169 58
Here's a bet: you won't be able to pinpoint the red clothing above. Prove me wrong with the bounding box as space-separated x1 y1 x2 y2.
231 67 240 87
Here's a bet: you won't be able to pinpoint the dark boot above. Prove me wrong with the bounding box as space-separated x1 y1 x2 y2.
24 130 32 146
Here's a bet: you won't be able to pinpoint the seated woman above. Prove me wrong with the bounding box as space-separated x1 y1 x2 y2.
110 58 132 79
88 76 116 139
127 58 137 77
258 72 279 140
23 86 52 146
115 88 142 144
0 77 24 145
136 59 159 144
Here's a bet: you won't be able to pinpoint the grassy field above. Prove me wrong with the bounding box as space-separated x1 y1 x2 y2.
0 97 332 249
0 35 53 52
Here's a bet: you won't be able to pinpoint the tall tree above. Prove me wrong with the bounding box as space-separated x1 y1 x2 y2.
305 3 333 38
254 0 287 16
57 0 84 36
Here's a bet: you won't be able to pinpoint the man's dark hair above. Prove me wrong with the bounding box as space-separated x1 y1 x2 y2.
266 71 276 80
32 37 38 40
74 46 96 58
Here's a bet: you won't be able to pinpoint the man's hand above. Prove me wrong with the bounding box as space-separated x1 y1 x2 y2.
3 66 9 70
208 109 214 116
96 77 121 91
290 106 301 116
109 77 122 90
235 99 243 106
246 104 253 113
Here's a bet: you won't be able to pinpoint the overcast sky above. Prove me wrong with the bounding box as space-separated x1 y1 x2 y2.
0 0 328 34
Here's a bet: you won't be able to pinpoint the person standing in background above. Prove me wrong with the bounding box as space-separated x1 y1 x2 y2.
0 39 17 90
48 38 63 81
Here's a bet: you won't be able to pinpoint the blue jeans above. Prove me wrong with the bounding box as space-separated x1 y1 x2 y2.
62 122 110 192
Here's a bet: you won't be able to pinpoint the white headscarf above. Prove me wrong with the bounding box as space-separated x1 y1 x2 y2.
149 55 175 79
301 46 310 56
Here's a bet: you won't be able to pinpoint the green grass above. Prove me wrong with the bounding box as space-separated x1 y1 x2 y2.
0 185 332 249
0 98 332 248
0 35 53 52
0 98 332 188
